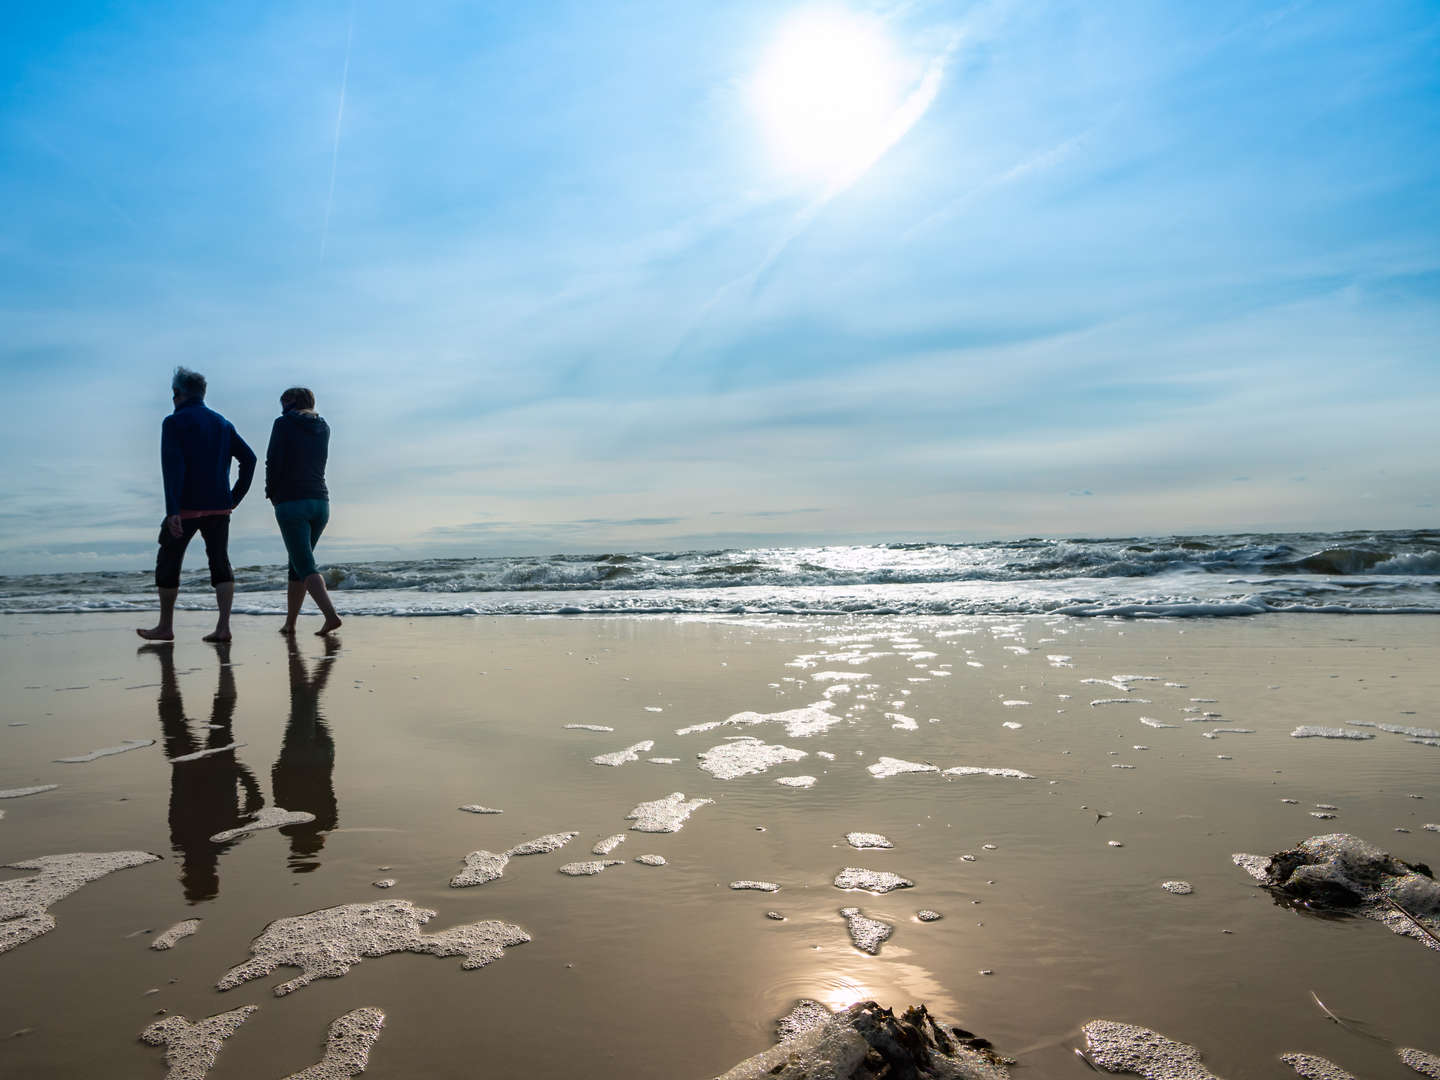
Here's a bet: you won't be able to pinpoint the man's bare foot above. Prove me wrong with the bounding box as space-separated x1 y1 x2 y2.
279 624 297 635
202 630 232 643
315 616 343 636
136 626 175 641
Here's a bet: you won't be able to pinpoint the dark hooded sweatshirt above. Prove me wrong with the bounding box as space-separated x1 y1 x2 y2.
265 411 330 504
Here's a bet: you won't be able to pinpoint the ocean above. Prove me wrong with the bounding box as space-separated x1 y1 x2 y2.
2 528 1436 617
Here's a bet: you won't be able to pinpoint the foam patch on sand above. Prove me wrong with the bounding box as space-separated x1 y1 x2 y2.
1160 881 1193 895
591 740 655 766
458 805 502 814
1141 718 1179 729
916 909 943 921
942 766 1036 780
1082 1020 1222 1079
210 808 318 843
698 738 807 780
283 1007 386 1080
810 671 871 682
636 854 666 866
731 880 780 891
776 776 816 788
450 850 509 888
55 738 154 763
845 832 893 849
593 834 626 855
564 724 614 732
1091 699 1151 707
867 757 938 779
507 832 579 856
2 850 159 954
1291 727 1373 740
776 999 833 1041
678 702 841 739
1282 1054 1357 1080
888 713 919 730
168 742 245 763
0 785 59 799
1399 1049 1440 1078
559 860 622 876
627 792 713 833
216 899 530 995
834 868 913 893
151 919 201 950
839 908 893 954
140 1006 258 1080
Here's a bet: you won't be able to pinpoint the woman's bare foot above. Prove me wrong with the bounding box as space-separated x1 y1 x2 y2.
279 623 297 635
202 630 232 643
136 626 175 641
315 616 343 636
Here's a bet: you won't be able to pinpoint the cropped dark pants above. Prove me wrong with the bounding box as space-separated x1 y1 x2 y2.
155 514 234 589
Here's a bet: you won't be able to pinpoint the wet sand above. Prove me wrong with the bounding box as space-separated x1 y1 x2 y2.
1 612 1437 1079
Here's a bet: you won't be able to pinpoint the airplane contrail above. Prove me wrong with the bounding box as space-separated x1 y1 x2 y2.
319 6 354 261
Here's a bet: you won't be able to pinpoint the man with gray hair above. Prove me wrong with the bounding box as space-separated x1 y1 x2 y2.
137 367 256 642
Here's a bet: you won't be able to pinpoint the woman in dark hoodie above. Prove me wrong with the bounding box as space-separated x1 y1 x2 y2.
266 387 341 635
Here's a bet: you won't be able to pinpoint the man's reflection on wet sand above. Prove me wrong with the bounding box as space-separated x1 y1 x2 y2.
142 642 262 903
271 635 340 871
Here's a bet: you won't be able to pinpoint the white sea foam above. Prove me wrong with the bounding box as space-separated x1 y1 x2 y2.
626 792 713 833
833 867 913 893
559 860 622 876
151 919 202 951
1281 1053 1357 1080
140 1006 258 1080
1291 726 1374 739
593 834 626 855
282 1007 386 1080
730 880 780 891
810 671 871 682
887 712 918 731
0 785 59 799
458 805 503 814
210 807 317 843
677 701 841 738
1082 1020 1222 1080
635 854 666 866
2 850 159 955
54 738 154 763
1398 1048 1440 1078
1002 721 1023 729
647 757 680 764
591 740 655 766
839 907 893 954
1160 881 1193 895
916 909 943 922
845 832 893 849
776 776 817 788
942 766 1036 780
1003 700 1031 707
563 724 614 732
507 832 579 856
698 738 807 780
450 850 509 888
867 757 938 778
1091 698 1150 706
216 899 530 995
168 742 244 763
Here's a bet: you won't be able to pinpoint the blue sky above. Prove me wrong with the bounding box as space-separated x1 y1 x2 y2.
2 0 1437 572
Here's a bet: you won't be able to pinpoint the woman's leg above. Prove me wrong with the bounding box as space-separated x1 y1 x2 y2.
281 580 306 634
303 503 341 635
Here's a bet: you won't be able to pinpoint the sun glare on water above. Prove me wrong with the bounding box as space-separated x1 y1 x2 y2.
751 8 906 182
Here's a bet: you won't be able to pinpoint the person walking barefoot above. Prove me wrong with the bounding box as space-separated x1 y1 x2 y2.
137 367 256 643
266 387 341 636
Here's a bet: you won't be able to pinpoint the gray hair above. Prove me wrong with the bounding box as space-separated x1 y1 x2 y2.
172 366 207 400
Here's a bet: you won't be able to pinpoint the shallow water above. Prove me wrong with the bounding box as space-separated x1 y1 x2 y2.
0 612 1438 1079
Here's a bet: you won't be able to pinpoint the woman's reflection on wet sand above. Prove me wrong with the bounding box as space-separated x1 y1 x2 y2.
271 635 340 871
141 641 262 903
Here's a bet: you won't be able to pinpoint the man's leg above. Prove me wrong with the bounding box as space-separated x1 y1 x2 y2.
198 516 235 642
139 520 195 640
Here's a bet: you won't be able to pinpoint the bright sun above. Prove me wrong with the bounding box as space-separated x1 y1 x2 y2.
752 8 905 182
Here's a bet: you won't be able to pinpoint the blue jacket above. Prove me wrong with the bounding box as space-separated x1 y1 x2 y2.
161 399 257 517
